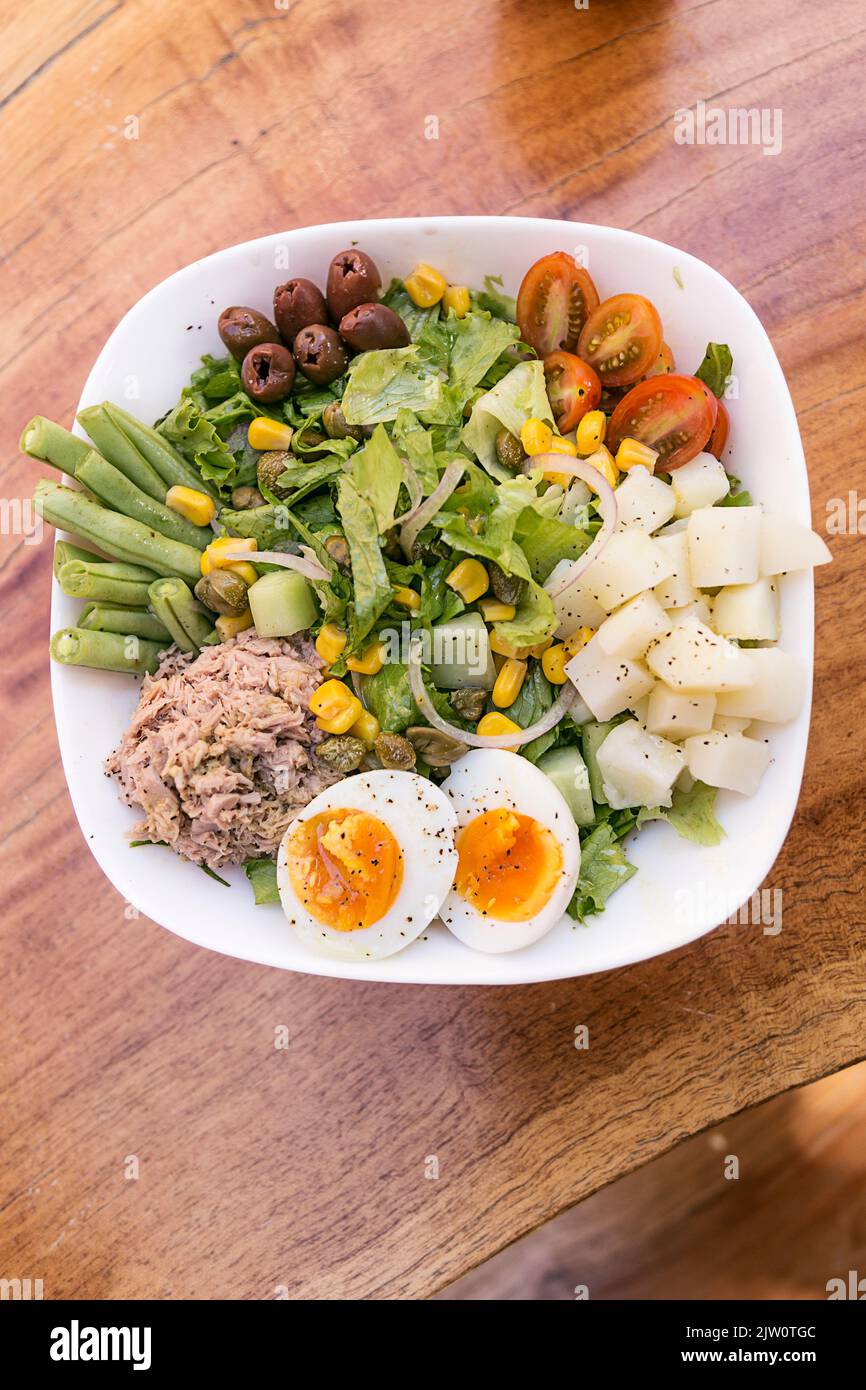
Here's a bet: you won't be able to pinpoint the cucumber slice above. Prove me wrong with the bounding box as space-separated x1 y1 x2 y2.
248 570 318 637
429 612 496 690
581 721 619 806
537 745 596 826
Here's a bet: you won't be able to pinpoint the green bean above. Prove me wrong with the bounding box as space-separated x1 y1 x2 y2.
50 626 163 675
76 404 167 502
19 417 93 475
76 450 212 550
58 558 158 606
106 402 220 503
79 603 172 642
35 479 203 584
147 577 214 653
53 539 101 579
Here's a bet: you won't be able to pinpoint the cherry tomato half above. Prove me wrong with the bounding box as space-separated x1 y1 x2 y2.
577 293 663 389
707 398 730 459
644 341 676 378
607 374 718 471
543 351 601 433
516 252 600 358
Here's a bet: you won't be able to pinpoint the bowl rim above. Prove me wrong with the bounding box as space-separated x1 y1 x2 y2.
49 214 814 984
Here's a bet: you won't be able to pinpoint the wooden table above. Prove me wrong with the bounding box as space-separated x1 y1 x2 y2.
1 0 864 1300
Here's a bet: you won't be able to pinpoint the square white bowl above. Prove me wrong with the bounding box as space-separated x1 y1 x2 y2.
49 216 813 984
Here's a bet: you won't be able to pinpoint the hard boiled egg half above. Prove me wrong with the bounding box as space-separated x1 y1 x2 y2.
439 749 581 953
277 770 458 961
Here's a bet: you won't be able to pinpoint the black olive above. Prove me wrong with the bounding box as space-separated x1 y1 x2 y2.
241 342 296 402
326 249 382 320
273 278 329 343
339 302 410 351
218 306 281 361
293 325 349 386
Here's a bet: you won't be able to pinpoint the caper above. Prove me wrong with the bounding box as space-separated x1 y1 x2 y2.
315 735 367 774
231 485 265 510
256 450 291 499
322 400 363 441
406 726 467 767
374 732 416 771
324 534 351 573
194 569 250 616
494 427 527 473
488 560 527 607
449 687 488 723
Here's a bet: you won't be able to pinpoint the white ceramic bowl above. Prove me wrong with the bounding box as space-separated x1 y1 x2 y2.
49 216 813 984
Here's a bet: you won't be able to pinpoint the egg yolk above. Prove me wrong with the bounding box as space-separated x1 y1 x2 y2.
285 808 403 932
454 806 563 922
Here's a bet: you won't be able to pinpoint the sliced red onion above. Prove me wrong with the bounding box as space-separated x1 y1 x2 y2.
399 458 465 560
408 640 575 750
219 547 330 581
533 453 618 601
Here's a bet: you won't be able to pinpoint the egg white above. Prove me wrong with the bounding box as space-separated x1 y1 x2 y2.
439 749 581 953
277 770 458 961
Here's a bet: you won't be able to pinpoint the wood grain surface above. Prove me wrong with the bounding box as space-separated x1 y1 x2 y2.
1 0 864 1300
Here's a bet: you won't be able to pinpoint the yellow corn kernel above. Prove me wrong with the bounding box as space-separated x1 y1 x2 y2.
247 417 294 452
576 409 606 455
528 636 554 659
615 437 659 473
310 678 363 735
563 626 595 656
489 631 530 659
478 598 516 623
446 558 489 604
346 641 385 675
584 445 618 491
541 643 569 684
404 263 447 307
349 709 380 746
315 623 348 666
443 284 471 318
520 418 553 456
492 657 527 709
547 435 579 457
476 711 522 748
215 609 253 641
392 584 421 612
201 535 257 575
226 560 259 587
166 485 217 527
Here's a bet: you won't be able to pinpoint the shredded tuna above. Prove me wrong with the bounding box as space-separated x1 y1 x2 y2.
105 628 341 869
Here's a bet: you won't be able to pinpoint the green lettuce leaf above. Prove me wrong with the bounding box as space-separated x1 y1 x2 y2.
350 424 405 532
362 661 461 734
244 857 280 905
380 279 441 341
471 274 516 322
435 473 536 579
448 311 520 394
158 397 237 486
516 508 593 583
462 360 553 478
493 578 557 647
567 823 637 922
336 476 393 641
635 780 725 846
218 503 289 550
392 409 440 495
502 662 556 764
694 342 733 399
341 346 443 426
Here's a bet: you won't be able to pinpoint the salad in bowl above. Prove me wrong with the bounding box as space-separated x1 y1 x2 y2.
23 219 831 978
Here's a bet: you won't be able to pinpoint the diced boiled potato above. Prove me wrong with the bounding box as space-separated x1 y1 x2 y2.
597 720 685 810
672 451 730 516
614 466 676 532
579 529 675 612
687 505 762 587
668 597 713 627
714 647 805 723
684 730 771 796
546 559 608 638
630 694 651 727
714 715 751 734
646 685 716 739
759 512 832 576
646 619 754 691
653 530 697 608
596 591 669 658
565 634 655 721
712 578 780 640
